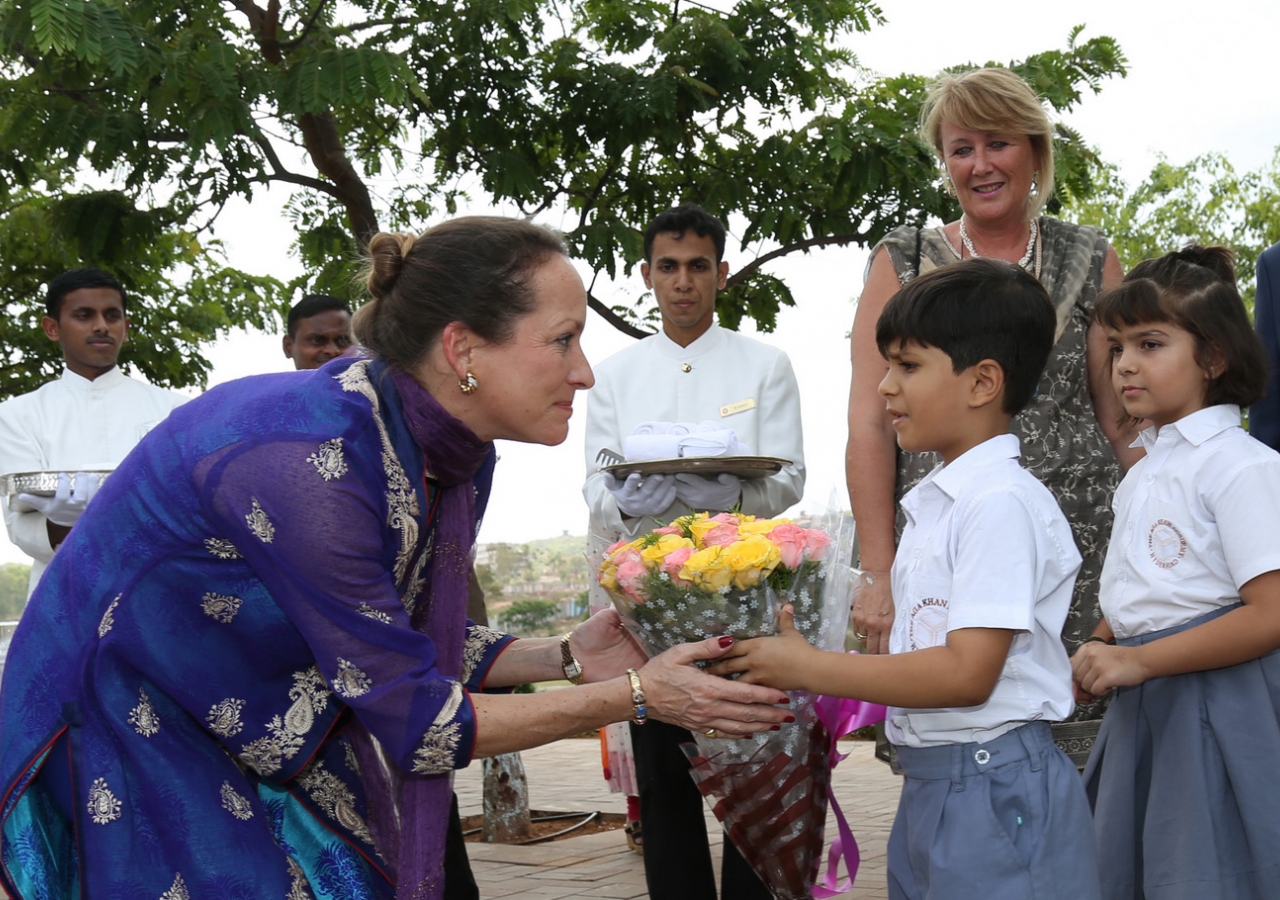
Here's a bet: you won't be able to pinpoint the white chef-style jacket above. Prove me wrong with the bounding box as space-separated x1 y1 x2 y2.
583 324 805 539
886 434 1080 748
1100 404 1280 640
0 366 187 595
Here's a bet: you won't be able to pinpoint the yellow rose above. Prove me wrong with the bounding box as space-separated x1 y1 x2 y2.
685 514 718 545
598 560 618 592
726 534 782 589
679 545 735 592
639 533 695 566
669 513 698 534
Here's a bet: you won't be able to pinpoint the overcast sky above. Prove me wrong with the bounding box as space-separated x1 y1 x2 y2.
2 0 1276 564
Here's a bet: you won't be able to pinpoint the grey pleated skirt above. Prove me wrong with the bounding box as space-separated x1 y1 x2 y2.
1083 603 1280 899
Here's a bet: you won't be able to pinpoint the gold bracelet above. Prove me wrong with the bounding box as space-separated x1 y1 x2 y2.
625 668 647 725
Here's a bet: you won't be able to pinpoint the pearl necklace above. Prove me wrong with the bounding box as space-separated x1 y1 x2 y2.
959 216 1042 280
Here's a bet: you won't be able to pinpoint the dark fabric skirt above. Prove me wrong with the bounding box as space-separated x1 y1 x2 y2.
1084 603 1280 899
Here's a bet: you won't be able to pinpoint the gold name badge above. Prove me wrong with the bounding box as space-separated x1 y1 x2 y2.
720 398 756 417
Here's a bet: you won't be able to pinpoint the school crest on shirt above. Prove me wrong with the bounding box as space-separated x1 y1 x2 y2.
908 597 949 650
1148 518 1187 569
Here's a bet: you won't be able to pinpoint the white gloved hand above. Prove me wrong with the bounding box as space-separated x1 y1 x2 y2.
16 472 101 527
605 472 678 518
674 472 743 512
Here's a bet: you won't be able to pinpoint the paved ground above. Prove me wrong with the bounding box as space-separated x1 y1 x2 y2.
455 737 901 899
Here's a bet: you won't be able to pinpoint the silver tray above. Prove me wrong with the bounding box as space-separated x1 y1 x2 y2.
3 470 112 507
600 456 789 480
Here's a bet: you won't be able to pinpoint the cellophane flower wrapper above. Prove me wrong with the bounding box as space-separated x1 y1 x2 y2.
597 509 857 899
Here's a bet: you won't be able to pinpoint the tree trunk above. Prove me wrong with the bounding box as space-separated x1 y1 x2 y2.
471 570 533 841
481 752 531 842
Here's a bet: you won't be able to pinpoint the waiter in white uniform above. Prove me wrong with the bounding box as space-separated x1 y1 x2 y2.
583 204 805 900
0 268 186 597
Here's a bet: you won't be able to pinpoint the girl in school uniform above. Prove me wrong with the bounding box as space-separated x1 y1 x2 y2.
1072 245 1280 900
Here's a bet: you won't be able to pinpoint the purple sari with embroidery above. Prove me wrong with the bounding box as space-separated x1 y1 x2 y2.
0 357 513 898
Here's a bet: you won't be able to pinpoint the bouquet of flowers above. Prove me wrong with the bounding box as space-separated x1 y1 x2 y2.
597 510 859 899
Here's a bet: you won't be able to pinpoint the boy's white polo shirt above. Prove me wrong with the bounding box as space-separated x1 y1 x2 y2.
1100 404 1280 639
887 433 1080 748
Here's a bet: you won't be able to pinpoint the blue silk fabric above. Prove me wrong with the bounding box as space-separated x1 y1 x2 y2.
0 358 512 897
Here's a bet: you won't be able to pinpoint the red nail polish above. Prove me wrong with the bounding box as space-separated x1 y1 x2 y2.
780 696 791 704
783 715 795 724
718 635 734 648
770 725 781 731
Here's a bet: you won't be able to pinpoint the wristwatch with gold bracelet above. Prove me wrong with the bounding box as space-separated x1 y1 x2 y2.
559 631 584 684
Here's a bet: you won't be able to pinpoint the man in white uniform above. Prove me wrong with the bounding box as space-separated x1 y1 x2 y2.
282 293 353 371
0 268 186 597
583 204 805 899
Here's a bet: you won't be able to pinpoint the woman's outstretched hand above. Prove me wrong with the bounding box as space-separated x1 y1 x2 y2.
571 608 647 682
705 605 813 692
639 636 792 738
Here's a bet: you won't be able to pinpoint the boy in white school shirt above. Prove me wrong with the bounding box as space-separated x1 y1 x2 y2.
714 259 1101 899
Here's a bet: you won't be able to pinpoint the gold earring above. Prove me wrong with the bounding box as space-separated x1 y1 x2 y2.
943 173 957 197
459 372 478 394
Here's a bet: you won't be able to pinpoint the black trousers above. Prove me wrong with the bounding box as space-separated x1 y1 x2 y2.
630 720 771 900
444 792 480 900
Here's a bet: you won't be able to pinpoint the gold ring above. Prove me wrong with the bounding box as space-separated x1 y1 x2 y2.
854 631 868 642
704 728 717 738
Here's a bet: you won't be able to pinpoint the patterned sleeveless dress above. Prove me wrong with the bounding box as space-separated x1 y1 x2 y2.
872 218 1121 727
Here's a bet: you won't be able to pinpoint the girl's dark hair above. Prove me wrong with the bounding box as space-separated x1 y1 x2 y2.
354 217 567 371
1093 245 1267 409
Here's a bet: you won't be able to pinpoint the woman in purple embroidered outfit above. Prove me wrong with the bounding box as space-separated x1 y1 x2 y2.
0 217 791 899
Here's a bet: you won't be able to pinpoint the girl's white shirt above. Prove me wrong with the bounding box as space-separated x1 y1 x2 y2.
1100 404 1280 639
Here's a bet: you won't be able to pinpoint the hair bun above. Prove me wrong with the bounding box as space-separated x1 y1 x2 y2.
365 231 420 299
1174 244 1235 286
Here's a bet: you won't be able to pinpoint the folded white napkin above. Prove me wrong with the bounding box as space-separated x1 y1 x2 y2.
622 433 681 461
677 429 748 457
621 421 747 460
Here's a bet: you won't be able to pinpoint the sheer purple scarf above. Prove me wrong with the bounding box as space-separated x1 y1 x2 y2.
356 366 492 899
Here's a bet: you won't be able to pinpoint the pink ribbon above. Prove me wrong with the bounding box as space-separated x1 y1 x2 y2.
810 658 887 899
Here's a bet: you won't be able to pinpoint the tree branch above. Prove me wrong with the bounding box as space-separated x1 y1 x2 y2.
228 0 266 33
45 84 109 95
252 134 343 198
724 232 869 289
230 0 283 64
279 0 334 52
297 111 381 246
233 2 380 247
588 292 654 340
333 16 417 37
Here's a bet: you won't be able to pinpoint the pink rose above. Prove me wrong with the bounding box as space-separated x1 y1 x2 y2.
710 512 739 526
606 538 631 555
702 523 740 547
662 546 694 585
768 523 808 569
614 547 643 568
615 555 647 602
804 529 832 561
653 526 682 535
